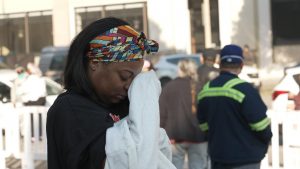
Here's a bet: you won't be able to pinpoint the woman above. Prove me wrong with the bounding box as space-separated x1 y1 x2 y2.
46 17 158 169
159 59 209 169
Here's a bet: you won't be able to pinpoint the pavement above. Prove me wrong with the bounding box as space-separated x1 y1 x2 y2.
5 156 46 169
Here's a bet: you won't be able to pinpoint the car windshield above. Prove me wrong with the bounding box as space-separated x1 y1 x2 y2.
45 78 64 95
166 56 200 66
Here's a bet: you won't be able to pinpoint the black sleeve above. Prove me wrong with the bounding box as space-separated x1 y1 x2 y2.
47 94 114 169
254 125 273 145
239 84 273 144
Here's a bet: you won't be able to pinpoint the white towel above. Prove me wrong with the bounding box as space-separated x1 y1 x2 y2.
104 70 176 169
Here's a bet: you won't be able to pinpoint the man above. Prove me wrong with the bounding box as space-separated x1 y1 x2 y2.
197 48 219 93
197 44 272 169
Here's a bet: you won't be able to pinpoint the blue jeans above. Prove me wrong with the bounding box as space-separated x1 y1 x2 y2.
172 142 210 169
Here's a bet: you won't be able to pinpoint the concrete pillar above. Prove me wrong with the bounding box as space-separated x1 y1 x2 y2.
202 0 213 48
218 0 233 47
147 0 191 54
256 0 273 69
52 0 71 46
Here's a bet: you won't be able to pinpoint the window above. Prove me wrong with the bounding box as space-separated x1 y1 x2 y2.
29 14 53 54
189 0 220 53
75 2 147 34
272 0 300 45
0 82 11 103
0 16 26 56
0 11 53 67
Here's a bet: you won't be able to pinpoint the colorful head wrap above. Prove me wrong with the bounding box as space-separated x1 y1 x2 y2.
86 25 159 62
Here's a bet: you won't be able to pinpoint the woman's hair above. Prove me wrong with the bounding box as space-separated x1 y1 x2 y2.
177 59 198 81
64 17 129 102
177 59 198 114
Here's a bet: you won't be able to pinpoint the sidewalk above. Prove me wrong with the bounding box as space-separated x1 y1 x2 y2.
5 156 46 169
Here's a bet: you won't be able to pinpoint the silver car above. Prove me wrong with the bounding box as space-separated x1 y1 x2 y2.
154 54 261 89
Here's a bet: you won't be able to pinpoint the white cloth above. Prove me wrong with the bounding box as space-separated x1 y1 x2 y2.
104 70 176 169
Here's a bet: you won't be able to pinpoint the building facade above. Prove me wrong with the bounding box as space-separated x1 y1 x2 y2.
0 0 299 70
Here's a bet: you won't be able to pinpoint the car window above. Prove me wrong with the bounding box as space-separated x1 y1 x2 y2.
45 79 63 95
166 58 182 65
0 82 11 103
167 57 200 65
166 57 200 66
49 52 67 71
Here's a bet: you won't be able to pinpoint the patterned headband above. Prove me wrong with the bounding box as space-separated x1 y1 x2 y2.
86 25 159 62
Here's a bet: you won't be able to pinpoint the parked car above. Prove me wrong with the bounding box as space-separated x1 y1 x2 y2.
154 54 262 88
272 64 300 111
0 69 64 106
154 54 201 86
39 46 69 84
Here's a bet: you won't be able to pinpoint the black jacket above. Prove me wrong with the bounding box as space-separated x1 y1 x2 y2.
197 72 272 164
47 90 128 169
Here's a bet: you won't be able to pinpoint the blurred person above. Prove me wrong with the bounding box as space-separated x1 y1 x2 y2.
142 59 154 72
197 44 272 169
242 44 256 66
22 62 46 106
197 49 219 93
13 63 46 138
160 59 209 169
45 17 174 169
11 63 46 106
11 66 28 107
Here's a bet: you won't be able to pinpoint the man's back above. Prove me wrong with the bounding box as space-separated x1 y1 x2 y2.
197 44 272 169
197 72 271 164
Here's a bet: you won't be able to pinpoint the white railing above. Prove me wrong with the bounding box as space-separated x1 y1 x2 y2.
262 110 300 169
21 106 48 169
0 105 49 169
1 106 300 169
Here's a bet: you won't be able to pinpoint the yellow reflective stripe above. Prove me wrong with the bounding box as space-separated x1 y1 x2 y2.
197 82 209 101
223 78 246 88
249 117 271 131
199 123 209 131
203 82 210 90
198 88 245 103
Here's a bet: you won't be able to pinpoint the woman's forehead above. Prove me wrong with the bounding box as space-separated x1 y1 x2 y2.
109 60 144 72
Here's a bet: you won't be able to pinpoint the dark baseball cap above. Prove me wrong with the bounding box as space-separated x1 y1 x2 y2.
220 44 244 63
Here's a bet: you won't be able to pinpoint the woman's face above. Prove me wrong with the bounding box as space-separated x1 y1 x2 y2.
88 60 144 105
